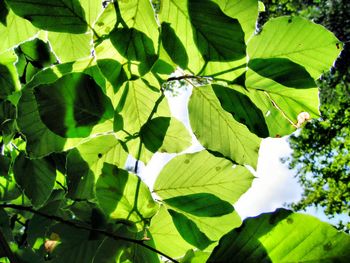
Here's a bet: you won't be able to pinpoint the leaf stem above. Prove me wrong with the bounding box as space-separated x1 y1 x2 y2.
0 203 179 263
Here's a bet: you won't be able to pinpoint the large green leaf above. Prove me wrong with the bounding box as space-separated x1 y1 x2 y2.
13 153 56 207
96 163 159 229
140 117 191 153
208 209 350 262
17 59 111 157
6 0 88 33
159 0 246 74
164 193 234 217
0 8 38 52
34 72 114 138
154 150 254 204
66 134 128 200
247 16 341 80
168 209 214 250
188 85 261 168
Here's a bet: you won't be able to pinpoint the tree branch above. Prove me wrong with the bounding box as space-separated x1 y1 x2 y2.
0 204 179 263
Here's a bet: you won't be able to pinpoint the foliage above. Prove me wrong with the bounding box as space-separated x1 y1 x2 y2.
262 0 350 231
0 0 348 262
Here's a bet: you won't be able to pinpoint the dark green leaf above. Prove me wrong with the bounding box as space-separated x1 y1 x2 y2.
13 153 56 207
188 0 246 61
5 0 88 33
168 209 214 250
34 73 114 138
164 193 234 217
161 22 188 69
248 58 316 89
0 1 9 26
212 84 269 137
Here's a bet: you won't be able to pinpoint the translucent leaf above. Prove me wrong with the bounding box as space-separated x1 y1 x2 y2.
48 32 92 63
181 249 211 263
164 193 234 217
150 205 194 258
188 86 261 168
66 135 128 200
168 209 214 250
211 84 269 138
17 59 111 157
208 209 350 262
13 153 56 207
159 0 246 74
0 9 38 52
0 50 21 99
247 16 341 80
154 150 254 203
214 0 258 42
114 79 169 135
140 117 191 153
34 72 114 138
96 163 159 229
0 156 21 202
6 0 88 33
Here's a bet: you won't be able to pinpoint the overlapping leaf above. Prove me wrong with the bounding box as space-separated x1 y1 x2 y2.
6 0 88 33
189 86 261 168
208 209 350 262
96 164 159 229
66 134 128 199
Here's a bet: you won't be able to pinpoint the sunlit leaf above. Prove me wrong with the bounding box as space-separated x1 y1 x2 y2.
96 163 159 229
140 117 191 153
164 193 234 217
168 209 214 250
6 0 88 33
189 86 261 168
154 150 254 203
66 134 128 200
208 209 350 262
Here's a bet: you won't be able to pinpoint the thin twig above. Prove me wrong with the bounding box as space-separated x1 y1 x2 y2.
0 227 19 263
0 204 179 263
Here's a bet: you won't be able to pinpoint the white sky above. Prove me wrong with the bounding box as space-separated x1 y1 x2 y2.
135 85 339 225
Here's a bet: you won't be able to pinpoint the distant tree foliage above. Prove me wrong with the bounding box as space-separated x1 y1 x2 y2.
262 0 350 231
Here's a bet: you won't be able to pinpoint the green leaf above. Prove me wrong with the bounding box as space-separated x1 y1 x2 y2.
181 249 211 263
13 153 56 207
6 0 88 33
0 157 21 202
109 27 157 76
248 58 316 89
34 72 114 138
212 84 269 138
189 85 261 168
0 9 38 52
48 32 92 62
161 22 189 69
214 0 258 42
66 134 128 200
0 50 21 99
208 209 350 262
96 163 159 229
140 117 191 153
247 16 341 80
187 0 245 62
168 209 214 250
154 150 254 204
114 78 169 135
150 205 194 258
164 193 234 217
159 0 245 73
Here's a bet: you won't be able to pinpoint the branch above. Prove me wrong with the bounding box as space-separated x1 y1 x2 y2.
166 75 205 82
0 204 179 263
